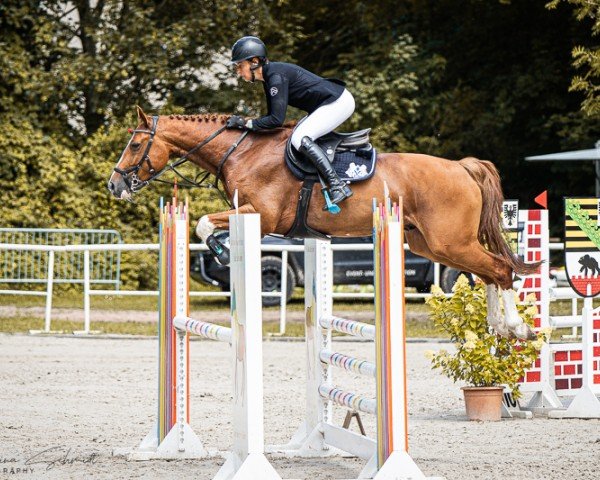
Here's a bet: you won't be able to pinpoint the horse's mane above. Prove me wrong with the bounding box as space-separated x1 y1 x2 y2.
166 113 230 124
165 113 298 130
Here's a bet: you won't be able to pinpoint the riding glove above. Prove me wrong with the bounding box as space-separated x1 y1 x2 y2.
226 115 247 129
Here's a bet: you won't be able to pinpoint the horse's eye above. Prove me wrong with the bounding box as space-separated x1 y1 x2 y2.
131 142 141 150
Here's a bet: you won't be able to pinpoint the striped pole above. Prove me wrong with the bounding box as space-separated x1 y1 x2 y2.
373 196 408 467
173 316 232 343
157 196 192 443
319 315 376 340
319 350 376 377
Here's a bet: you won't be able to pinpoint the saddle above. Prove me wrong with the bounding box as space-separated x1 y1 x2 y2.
284 121 378 239
284 124 377 182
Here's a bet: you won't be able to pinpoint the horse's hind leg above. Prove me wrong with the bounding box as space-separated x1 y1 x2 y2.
406 229 509 333
409 227 536 339
500 288 537 340
431 237 535 339
485 284 510 337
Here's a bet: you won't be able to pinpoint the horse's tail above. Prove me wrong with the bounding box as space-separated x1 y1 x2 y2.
458 157 542 275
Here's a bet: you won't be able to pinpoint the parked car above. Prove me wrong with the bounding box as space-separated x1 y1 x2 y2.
190 232 472 306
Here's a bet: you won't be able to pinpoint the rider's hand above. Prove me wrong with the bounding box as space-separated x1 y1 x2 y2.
226 115 247 129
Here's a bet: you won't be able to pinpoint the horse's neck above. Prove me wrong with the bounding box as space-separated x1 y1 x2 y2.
164 117 290 178
163 117 234 173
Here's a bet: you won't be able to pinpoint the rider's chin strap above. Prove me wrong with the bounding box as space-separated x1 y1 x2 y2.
249 60 263 83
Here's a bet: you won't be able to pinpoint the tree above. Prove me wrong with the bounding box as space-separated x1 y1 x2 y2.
547 0 600 117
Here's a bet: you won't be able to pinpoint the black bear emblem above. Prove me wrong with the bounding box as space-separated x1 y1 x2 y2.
578 254 600 277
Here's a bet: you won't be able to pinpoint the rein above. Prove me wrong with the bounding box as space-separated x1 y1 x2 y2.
114 115 249 206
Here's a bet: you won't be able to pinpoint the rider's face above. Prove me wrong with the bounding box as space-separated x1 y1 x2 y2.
235 61 252 82
235 60 259 82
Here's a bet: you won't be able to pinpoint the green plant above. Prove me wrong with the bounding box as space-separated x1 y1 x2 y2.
425 276 550 397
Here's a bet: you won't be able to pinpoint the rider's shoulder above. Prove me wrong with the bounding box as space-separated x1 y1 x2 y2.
263 62 294 83
264 61 300 74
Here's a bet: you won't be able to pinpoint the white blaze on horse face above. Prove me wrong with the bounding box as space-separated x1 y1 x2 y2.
108 133 135 198
196 216 216 242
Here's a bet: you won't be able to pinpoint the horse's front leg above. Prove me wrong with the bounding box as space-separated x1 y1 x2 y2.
196 204 257 265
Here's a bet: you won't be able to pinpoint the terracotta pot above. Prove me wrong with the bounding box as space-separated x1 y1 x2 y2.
461 386 503 421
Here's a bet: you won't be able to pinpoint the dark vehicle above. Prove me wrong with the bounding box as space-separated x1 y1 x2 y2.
190 232 471 306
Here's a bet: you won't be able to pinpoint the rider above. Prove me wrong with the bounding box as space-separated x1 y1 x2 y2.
227 35 354 208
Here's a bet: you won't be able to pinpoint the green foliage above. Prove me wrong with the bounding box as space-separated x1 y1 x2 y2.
425 276 549 396
547 0 600 117
0 116 84 228
345 36 422 152
1 0 599 290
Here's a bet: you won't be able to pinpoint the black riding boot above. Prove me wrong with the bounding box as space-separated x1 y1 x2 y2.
299 136 353 209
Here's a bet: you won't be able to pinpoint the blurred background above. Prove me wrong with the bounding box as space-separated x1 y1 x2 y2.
1 0 598 292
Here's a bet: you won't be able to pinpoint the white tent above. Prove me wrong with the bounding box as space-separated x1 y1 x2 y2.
525 141 600 195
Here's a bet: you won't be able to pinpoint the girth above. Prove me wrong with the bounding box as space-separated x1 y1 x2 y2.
285 176 330 239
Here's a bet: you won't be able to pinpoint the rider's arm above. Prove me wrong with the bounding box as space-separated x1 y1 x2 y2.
249 73 289 130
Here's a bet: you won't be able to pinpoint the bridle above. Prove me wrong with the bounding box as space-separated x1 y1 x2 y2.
113 115 249 204
113 116 160 192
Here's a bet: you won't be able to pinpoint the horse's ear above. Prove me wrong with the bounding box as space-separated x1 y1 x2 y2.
136 105 150 128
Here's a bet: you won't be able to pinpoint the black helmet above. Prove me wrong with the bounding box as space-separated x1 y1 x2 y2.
230 36 267 64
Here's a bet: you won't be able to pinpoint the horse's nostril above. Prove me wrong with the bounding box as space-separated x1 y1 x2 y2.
108 181 115 193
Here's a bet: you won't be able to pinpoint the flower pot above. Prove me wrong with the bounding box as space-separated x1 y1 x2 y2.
461 386 503 421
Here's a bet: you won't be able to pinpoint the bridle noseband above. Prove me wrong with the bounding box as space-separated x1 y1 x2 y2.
113 115 248 204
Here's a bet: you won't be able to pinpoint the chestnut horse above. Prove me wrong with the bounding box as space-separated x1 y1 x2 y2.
109 107 539 339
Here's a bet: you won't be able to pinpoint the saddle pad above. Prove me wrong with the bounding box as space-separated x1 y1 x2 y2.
334 148 377 183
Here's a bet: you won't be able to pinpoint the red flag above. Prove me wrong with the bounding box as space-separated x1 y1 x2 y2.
534 190 547 209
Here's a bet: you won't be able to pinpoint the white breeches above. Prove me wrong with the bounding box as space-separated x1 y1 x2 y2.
290 89 356 150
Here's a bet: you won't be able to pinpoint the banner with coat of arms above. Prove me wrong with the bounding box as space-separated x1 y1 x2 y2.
502 199 519 254
564 197 600 297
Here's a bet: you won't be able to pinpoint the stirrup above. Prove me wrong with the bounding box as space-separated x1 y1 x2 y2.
322 184 353 211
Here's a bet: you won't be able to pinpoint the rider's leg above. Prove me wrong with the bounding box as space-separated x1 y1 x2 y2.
291 89 355 206
299 136 353 207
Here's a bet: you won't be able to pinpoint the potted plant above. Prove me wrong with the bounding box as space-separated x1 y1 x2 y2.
425 275 550 421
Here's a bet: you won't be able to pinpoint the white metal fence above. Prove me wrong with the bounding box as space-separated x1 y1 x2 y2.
0 241 566 335
0 228 122 287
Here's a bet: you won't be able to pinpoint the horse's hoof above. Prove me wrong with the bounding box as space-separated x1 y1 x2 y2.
494 322 511 338
206 235 230 266
505 313 523 329
215 248 230 266
512 323 537 341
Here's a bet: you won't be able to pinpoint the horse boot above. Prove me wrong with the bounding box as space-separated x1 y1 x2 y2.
205 234 230 266
299 136 353 210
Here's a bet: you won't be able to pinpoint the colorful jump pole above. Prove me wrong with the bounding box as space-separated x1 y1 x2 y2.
370 195 425 477
118 195 281 478
273 192 433 479
127 195 206 460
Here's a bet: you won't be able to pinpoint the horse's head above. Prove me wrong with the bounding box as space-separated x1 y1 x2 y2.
108 106 171 201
